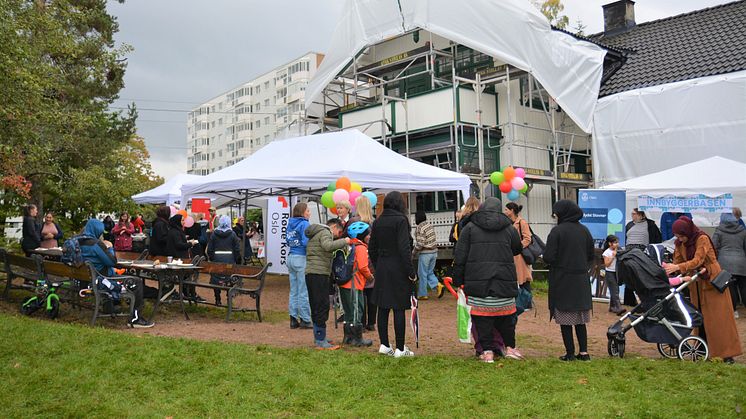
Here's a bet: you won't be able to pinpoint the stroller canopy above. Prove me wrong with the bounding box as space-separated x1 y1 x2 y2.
617 248 671 299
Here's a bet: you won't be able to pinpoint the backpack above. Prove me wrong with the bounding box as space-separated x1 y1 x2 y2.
331 244 356 286
61 235 85 267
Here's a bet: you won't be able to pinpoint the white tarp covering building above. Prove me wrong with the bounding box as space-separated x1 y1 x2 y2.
305 0 606 133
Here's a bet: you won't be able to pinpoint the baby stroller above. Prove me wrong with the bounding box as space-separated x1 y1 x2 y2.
606 245 709 361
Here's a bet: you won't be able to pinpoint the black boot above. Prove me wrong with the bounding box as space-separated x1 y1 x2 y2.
343 324 354 344
353 325 373 347
290 316 300 329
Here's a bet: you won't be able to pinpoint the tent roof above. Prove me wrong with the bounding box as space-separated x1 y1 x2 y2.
180 130 472 202
305 0 606 133
132 174 202 205
601 156 746 197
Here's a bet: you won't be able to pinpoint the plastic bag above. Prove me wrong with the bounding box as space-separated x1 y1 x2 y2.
457 288 472 344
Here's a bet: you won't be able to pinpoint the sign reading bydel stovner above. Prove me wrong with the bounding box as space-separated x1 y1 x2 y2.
578 189 626 248
638 194 733 213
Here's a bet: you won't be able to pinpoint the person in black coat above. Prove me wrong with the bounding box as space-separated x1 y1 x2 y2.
149 206 171 257
453 197 522 362
543 200 595 361
103 215 115 243
21 204 41 256
165 214 203 302
206 215 241 305
368 191 416 357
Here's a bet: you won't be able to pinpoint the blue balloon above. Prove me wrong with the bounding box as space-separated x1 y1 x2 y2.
361 191 378 207
507 189 520 201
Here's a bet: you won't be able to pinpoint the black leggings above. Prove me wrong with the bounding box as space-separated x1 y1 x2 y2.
560 324 588 355
378 308 406 350
362 288 377 326
472 314 516 351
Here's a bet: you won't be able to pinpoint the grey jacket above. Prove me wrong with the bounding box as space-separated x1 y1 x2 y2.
712 220 746 276
304 224 347 276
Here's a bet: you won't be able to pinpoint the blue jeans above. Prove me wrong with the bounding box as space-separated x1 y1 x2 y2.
417 252 439 297
288 254 311 322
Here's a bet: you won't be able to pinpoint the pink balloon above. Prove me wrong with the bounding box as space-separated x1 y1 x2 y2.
515 167 526 179
348 190 362 206
183 216 195 228
511 177 526 191
169 206 177 217
332 188 350 204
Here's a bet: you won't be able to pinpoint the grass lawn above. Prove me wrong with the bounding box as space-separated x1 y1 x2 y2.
0 313 744 418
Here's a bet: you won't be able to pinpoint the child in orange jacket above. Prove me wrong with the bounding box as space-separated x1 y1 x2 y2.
341 221 374 347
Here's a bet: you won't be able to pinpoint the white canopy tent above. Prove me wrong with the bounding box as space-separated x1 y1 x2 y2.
180 130 473 203
132 174 202 206
601 156 746 227
305 0 606 132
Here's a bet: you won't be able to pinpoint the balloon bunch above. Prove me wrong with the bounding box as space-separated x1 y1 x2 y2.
320 176 377 215
170 206 195 228
490 166 528 202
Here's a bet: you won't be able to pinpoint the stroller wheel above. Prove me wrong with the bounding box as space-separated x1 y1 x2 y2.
607 338 625 358
656 343 678 359
678 336 708 362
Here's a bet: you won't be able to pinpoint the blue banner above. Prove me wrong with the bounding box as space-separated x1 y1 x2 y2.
578 189 626 248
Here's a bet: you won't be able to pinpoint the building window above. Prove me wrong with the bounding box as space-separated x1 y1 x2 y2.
264 117 270 125
264 98 269 106
256 120 261 129
256 86 261 94
264 81 270 89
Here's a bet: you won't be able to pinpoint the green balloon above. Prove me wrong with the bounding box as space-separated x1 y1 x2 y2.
327 182 336 192
520 183 528 194
321 191 335 208
490 171 505 186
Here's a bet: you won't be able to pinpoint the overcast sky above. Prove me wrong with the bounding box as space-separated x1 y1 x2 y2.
108 0 731 182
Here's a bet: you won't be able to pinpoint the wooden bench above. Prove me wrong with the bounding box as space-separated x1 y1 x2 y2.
180 261 272 321
0 249 45 299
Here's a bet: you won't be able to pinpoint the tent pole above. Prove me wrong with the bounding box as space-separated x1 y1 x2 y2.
241 190 248 263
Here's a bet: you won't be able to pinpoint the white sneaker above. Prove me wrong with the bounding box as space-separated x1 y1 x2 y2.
735 310 740 319
378 344 395 356
393 345 415 358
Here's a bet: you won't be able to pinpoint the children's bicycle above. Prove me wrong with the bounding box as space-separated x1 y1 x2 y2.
19 279 69 319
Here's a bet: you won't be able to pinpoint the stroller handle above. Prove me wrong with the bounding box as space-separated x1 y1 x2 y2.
673 269 705 293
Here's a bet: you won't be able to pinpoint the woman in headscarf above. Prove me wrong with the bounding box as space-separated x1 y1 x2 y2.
664 216 742 362
543 200 595 361
207 215 241 305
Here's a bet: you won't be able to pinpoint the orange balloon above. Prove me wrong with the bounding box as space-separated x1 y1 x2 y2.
330 207 338 215
336 176 351 192
503 166 516 181
177 209 188 218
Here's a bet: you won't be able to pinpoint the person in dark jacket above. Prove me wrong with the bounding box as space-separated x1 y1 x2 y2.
453 197 523 363
149 206 171 257
712 213 746 315
79 218 153 328
368 191 416 358
185 213 204 257
543 200 595 361
103 215 115 243
206 215 241 306
166 214 202 302
21 204 41 256
448 209 463 244
233 216 255 261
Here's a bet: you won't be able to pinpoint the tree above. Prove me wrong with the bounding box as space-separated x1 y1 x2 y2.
573 18 587 37
532 0 570 30
0 0 160 232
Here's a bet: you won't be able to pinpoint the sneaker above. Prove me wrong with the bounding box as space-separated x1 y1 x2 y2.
417 296 429 301
314 340 340 350
559 354 576 361
290 316 300 329
299 320 313 329
576 353 591 361
192 295 207 303
393 346 415 358
129 318 155 329
437 283 445 299
378 344 395 356
479 350 495 363
735 311 740 319
505 347 525 360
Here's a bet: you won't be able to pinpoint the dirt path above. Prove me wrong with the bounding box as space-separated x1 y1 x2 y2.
121 275 746 362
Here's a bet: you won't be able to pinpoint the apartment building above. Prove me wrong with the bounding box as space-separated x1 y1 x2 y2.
187 52 324 175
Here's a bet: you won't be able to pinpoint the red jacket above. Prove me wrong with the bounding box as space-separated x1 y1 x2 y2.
340 238 373 291
112 222 134 251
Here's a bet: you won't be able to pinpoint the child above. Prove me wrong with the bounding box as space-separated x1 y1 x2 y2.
341 221 374 347
602 235 625 315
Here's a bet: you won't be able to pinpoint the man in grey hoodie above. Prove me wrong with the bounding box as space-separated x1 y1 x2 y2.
305 218 350 349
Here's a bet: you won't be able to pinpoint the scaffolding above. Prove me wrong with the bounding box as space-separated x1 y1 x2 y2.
305 31 593 204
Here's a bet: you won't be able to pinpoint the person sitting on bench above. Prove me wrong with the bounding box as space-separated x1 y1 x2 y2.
79 218 154 328
206 215 242 305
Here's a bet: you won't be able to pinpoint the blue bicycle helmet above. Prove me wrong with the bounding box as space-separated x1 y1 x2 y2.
347 221 370 239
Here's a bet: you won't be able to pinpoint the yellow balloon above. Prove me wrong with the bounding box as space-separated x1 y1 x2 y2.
350 182 362 193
